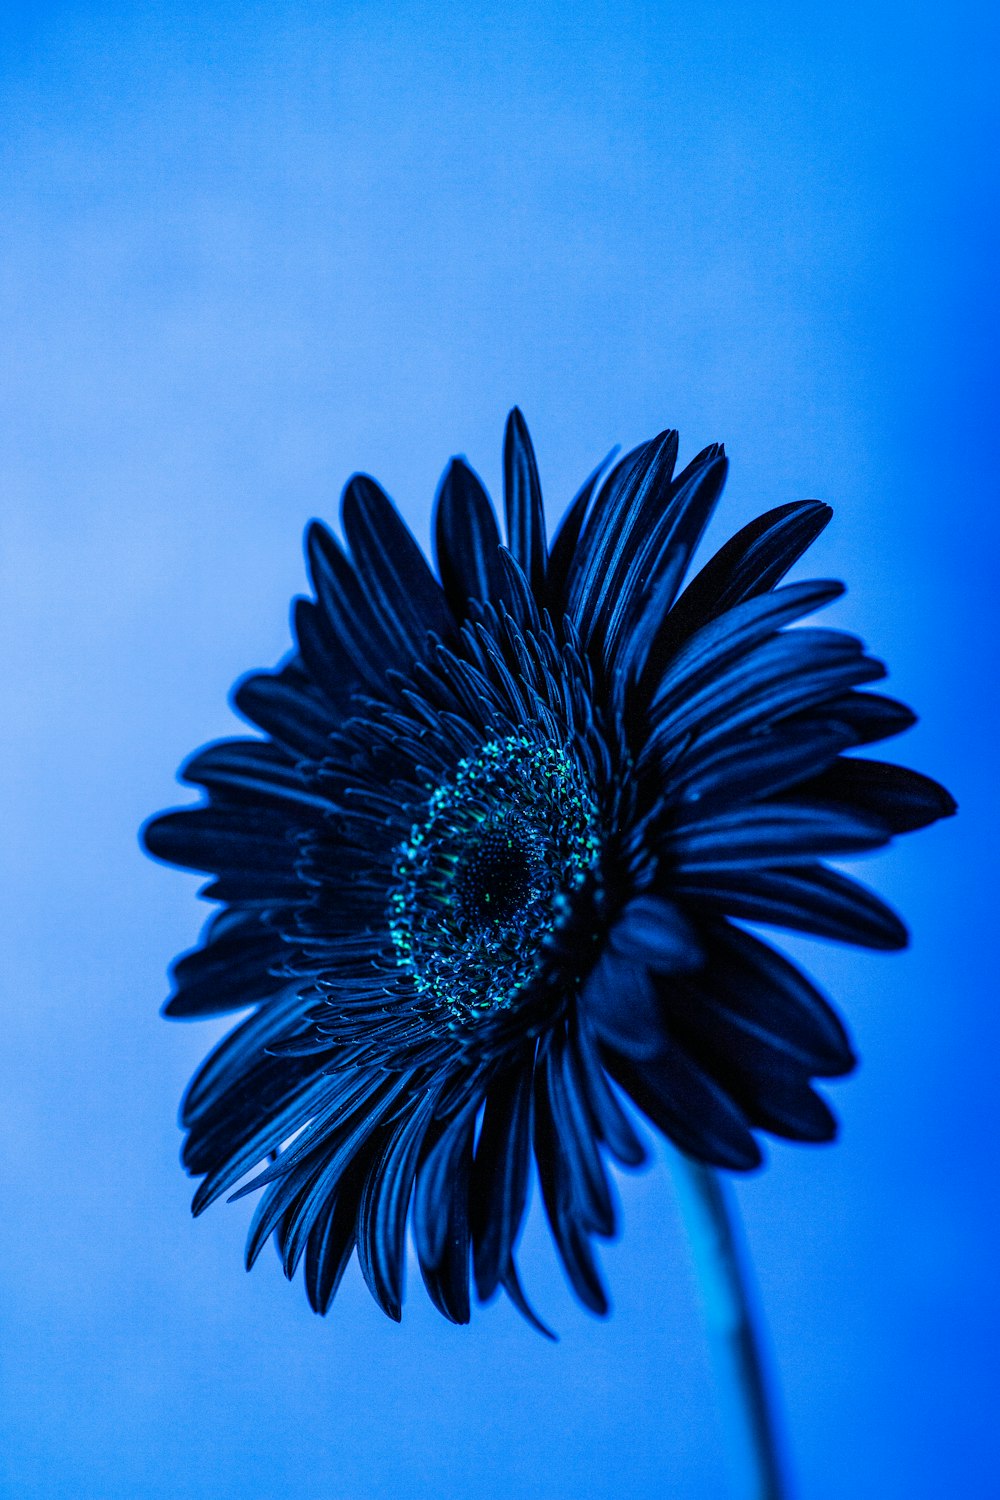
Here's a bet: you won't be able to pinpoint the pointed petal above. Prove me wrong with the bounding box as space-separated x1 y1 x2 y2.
342 473 453 659
674 862 909 949
669 719 858 809
661 499 833 652
605 1042 761 1170
644 628 886 770
472 1060 534 1301
534 1039 611 1315
647 579 845 708
305 519 398 689
795 757 957 832
180 737 331 815
142 803 306 877
232 662 337 759
413 1101 476 1325
580 950 665 1061
545 448 618 610
303 1161 367 1314
355 1091 438 1321
663 801 892 872
573 1018 648 1167
434 458 508 615
164 909 290 1018
503 408 547 597
820 691 917 744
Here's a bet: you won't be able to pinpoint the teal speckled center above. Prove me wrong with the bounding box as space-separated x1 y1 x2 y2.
388 735 602 1023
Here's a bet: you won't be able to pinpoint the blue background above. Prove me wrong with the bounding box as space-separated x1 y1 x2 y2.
1 3 995 1496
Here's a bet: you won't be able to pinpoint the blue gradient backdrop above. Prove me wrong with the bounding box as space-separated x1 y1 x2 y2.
1 3 995 1496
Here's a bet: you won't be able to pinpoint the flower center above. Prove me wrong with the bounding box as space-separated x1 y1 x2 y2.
453 815 543 927
388 735 602 1023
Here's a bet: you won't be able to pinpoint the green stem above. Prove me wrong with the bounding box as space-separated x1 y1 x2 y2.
670 1152 791 1500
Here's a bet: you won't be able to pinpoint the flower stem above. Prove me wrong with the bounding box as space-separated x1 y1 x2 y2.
670 1152 791 1500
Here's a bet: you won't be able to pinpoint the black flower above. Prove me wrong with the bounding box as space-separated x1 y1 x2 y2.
143 411 954 1329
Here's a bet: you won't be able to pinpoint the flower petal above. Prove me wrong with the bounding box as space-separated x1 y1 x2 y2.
342 473 454 658
534 1039 612 1315
357 1091 438 1321
606 1043 762 1171
303 1162 366 1314
164 908 290 1018
503 408 548 597
661 498 833 651
180 737 331 814
608 895 703 973
434 457 508 614
413 1100 476 1325
674 862 909 949
663 802 892 872
233 661 338 759
305 519 399 689
545 447 618 610
472 1060 534 1302
644 628 885 769
794 757 957 832
669 719 859 809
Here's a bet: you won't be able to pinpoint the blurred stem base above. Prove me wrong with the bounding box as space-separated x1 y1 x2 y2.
671 1153 791 1500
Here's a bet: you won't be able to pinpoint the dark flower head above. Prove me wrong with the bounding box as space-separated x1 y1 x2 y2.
143 411 954 1329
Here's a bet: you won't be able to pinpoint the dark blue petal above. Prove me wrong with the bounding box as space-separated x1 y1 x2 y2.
601 447 729 667
303 1164 366 1314
683 921 854 1075
142 804 306 877
605 1043 761 1171
190 1067 352 1214
543 1028 617 1237
545 448 618 611
245 1154 325 1271
663 801 892 872
272 1156 340 1280
572 1017 648 1167
500 1260 556 1341
233 662 337 759
670 719 859 809
165 908 290 1018
356 1091 438 1320
644 628 885 769
533 1038 611 1314
293 596 359 710
472 1060 534 1302
647 578 845 707
674 862 909 949
569 434 728 668
661 499 833 654
180 737 331 815
413 1100 478 1325
562 437 671 635
220 1072 410 1209
820 691 917 744
181 986 310 1127
503 408 547 597
793 757 957 832
305 520 398 688
739 1079 836 1142
342 473 454 658
580 950 665 1061
608 895 703 973
661 981 840 1141
433 457 508 614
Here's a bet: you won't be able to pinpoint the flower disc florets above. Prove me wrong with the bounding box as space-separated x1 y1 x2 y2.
388 735 602 1023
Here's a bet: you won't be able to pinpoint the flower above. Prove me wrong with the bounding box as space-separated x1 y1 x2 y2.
143 410 954 1330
